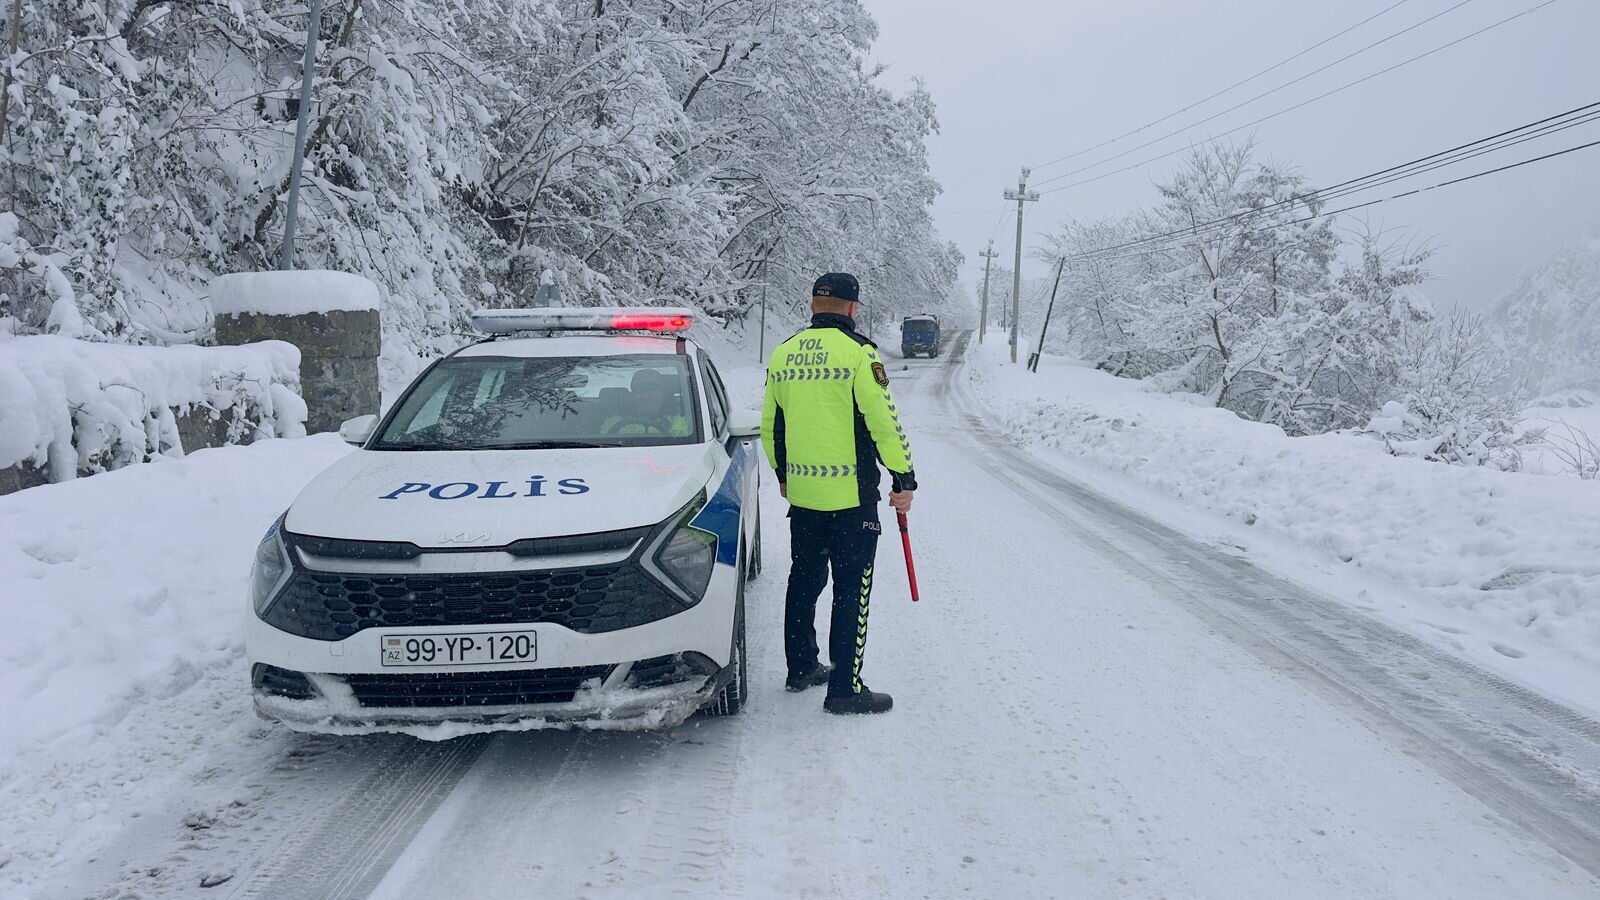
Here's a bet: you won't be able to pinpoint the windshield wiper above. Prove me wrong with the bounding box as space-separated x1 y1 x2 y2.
369 442 452 451
371 439 619 451
495 440 619 450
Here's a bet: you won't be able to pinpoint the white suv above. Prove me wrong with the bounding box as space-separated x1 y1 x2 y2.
247 308 761 733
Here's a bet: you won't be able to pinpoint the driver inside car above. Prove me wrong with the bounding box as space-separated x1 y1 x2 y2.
603 369 690 436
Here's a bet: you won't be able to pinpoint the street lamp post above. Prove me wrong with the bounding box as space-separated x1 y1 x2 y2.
280 0 324 270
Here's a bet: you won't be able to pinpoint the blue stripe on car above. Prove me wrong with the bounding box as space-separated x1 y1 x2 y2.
691 441 751 567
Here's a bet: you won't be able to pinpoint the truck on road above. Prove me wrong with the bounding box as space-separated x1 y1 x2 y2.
901 315 940 358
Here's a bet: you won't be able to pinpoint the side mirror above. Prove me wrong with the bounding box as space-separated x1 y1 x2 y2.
339 414 379 446
728 409 760 439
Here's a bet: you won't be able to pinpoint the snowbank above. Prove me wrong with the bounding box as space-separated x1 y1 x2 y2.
0 335 306 483
0 437 350 760
0 436 351 888
967 341 1600 685
210 270 382 318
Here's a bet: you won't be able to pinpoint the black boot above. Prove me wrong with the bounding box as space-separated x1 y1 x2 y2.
786 663 832 693
824 686 893 715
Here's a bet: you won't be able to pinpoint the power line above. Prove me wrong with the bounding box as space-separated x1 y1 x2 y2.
1059 135 1600 266
1301 109 1600 203
984 206 1010 246
1034 0 1483 188
1032 0 1419 171
1058 101 1600 262
1035 0 1560 196
1069 118 1600 263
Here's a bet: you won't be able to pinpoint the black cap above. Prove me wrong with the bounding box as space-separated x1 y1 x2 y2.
811 272 860 303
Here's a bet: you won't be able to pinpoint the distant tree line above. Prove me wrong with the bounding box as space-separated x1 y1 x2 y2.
1035 142 1530 467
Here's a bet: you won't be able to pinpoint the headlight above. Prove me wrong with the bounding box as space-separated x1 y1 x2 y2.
251 514 292 617
649 492 716 602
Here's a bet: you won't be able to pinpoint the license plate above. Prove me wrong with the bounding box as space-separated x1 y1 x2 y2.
380 631 537 667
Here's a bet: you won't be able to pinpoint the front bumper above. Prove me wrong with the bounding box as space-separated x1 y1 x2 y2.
253 662 724 738
246 560 740 736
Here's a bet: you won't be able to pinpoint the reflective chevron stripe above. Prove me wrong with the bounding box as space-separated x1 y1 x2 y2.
771 367 854 383
785 463 859 479
892 423 912 466
852 564 874 692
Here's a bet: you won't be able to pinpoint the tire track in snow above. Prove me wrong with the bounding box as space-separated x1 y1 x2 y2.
610 721 748 898
223 734 492 900
939 336 1600 881
366 557 769 898
34 729 487 900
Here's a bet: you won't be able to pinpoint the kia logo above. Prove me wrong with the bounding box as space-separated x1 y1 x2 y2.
439 532 491 544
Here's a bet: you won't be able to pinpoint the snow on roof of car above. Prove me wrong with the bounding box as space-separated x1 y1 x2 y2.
453 333 692 359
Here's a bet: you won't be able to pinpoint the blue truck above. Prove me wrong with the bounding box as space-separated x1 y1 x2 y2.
900 315 940 358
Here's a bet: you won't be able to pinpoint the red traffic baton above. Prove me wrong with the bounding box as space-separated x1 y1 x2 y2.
897 511 920 602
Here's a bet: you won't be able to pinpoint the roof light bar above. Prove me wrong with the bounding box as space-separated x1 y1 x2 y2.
471 307 695 335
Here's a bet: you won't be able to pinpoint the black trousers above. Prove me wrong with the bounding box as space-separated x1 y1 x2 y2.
785 504 881 697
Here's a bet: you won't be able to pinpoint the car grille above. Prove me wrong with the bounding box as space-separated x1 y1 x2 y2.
340 666 614 707
262 563 686 642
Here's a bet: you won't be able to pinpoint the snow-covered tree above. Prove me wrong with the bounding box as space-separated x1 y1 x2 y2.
1128 143 1340 415
0 0 958 357
1492 224 1600 397
1370 309 1525 468
1254 233 1432 435
1038 142 1527 459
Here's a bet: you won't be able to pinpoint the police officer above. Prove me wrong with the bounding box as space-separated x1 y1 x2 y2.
603 369 690 436
760 273 916 715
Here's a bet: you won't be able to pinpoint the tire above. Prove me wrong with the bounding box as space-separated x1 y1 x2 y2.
746 500 763 582
700 556 748 717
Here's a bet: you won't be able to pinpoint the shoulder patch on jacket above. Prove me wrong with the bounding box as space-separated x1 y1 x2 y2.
871 361 889 387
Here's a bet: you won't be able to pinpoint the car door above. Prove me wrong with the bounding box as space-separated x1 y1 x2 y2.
697 352 759 560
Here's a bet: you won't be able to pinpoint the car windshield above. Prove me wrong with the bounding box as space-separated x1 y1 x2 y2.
371 354 701 450
905 321 937 333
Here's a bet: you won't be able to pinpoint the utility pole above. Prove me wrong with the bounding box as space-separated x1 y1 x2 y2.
977 243 998 343
757 256 769 362
280 0 324 269
1028 258 1066 373
1003 168 1039 363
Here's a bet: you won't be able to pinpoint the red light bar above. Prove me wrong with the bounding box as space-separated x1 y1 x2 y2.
611 314 690 331
470 307 695 334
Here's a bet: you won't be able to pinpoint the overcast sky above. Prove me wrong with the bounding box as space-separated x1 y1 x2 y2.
859 0 1600 310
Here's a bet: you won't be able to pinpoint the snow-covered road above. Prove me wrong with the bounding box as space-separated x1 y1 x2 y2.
27 335 1600 899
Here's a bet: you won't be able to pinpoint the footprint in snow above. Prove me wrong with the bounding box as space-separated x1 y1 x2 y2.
21 542 77 565
1490 642 1528 659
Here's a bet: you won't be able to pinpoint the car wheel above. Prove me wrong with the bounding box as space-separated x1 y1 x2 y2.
700 555 748 717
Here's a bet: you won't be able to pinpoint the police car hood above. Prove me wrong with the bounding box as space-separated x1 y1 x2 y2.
284 445 717 546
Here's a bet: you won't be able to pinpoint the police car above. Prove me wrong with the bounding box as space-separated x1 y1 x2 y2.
247 308 761 732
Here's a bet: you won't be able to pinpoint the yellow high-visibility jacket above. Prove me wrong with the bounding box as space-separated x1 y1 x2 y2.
761 314 916 511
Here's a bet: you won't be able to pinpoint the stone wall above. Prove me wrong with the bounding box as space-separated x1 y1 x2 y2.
0 335 304 497
0 460 48 495
0 401 264 498
215 309 380 434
